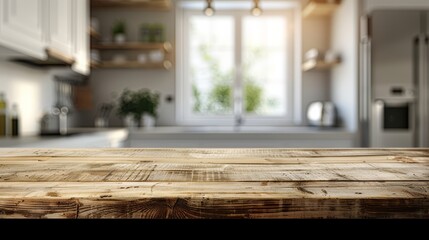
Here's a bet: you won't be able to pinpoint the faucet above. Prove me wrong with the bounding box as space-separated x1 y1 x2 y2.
234 89 244 127
235 115 243 127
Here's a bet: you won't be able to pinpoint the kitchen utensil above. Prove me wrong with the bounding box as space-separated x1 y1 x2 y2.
307 101 336 127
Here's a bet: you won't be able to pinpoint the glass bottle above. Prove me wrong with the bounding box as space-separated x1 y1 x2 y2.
10 104 19 137
0 93 7 137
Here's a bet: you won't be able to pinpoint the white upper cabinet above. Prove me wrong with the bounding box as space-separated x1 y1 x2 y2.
47 0 75 58
72 0 90 75
0 0 90 75
0 0 47 59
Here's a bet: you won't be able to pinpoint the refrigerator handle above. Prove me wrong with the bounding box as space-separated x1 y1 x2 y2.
413 36 420 147
360 15 371 122
418 35 429 147
360 15 371 147
413 36 419 87
414 34 429 147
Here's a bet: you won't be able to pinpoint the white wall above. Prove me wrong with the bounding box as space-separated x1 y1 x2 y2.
0 46 85 135
330 0 359 132
90 69 175 126
301 17 331 124
0 60 55 136
364 0 429 13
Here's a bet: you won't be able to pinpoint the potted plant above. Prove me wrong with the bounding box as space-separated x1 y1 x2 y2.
112 20 126 44
117 88 160 128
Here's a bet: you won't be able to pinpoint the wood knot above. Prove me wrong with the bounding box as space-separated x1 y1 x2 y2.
46 192 59 197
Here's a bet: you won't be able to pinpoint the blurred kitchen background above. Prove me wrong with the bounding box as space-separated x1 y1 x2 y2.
0 0 428 148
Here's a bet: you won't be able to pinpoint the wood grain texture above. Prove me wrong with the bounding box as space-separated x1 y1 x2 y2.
0 148 428 219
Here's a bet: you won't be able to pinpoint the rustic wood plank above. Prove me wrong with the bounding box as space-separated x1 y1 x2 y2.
2 181 428 199
0 148 428 164
0 182 428 218
4 197 427 219
1 148 428 158
0 148 428 218
0 162 428 182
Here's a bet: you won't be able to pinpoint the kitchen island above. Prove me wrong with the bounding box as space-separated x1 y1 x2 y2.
0 148 428 218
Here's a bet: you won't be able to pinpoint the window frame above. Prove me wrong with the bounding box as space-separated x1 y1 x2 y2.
176 1 301 126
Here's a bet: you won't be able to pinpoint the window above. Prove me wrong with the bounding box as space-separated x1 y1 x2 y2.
177 3 298 125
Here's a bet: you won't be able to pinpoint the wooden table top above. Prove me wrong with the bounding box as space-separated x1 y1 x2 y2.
0 148 428 219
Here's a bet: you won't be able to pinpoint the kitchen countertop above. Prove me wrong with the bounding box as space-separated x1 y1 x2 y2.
0 148 427 218
130 126 355 140
133 126 352 134
0 128 128 148
128 126 356 147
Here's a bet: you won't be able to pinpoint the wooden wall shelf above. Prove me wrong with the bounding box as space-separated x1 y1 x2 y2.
303 0 341 18
92 42 172 52
94 60 172 70
89 0 174 71
91 0 171 11
90 41 173 70
302 59 340 71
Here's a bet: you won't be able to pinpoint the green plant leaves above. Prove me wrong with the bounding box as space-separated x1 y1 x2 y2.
117 88 160 120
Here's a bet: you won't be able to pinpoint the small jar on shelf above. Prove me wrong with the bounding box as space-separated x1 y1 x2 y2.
140 23 152 43
151 24 165 43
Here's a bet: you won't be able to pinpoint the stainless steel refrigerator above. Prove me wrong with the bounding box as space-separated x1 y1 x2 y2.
361 10 429 147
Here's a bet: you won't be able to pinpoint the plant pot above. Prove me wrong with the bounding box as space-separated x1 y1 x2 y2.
123 114 138 129
141 113 156 129
114 33 126 44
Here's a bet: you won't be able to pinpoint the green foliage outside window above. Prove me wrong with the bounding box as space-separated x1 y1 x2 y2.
192 44 264 114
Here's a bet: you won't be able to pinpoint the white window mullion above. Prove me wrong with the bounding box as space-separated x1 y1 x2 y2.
233 14 243 124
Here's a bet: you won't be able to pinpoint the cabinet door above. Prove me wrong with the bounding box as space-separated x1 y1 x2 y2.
72 0 90 75
0 0 47 59
48 0 74 57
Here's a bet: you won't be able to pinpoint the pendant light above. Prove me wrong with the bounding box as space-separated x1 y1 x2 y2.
251 0 263 16
204 0 215 16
